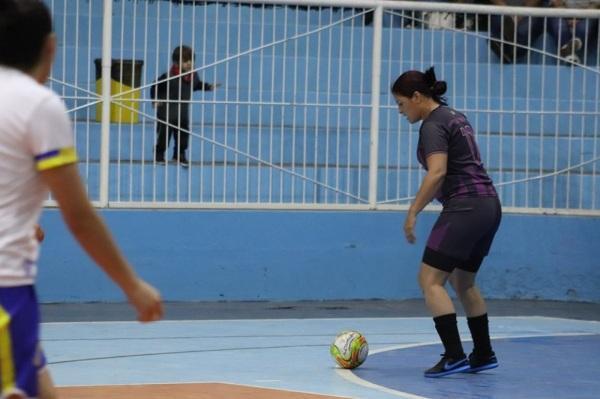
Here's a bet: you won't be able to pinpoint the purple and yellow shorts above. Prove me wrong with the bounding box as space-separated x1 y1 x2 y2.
0 286 46 398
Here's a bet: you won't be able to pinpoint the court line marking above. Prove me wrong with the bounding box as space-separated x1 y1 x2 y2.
337 332 599 399
336 367 428 399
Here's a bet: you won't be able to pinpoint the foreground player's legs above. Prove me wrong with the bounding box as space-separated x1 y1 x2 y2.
418 263 469 377
3 368 60 399
37 368 58 399
450 268 498 372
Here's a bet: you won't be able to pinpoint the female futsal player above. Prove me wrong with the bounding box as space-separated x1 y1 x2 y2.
391 67 502 378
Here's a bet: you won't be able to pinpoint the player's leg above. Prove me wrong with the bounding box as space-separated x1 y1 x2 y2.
37 368 58 399
0 287 47 399
449 267 486 317
420 199 492 377
451 197 502 372
419 256 469 377
418 262 453 316
451 268 498 372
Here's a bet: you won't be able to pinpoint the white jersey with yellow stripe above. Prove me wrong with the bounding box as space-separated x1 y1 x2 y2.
0 66 77 286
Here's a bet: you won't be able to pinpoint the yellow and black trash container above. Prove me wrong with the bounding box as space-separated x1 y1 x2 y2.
94 59 144 123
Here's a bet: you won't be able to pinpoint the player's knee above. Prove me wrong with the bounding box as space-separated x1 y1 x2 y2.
449 275 474 297
418 263 449 291
418 272 443 294
417 269 431 291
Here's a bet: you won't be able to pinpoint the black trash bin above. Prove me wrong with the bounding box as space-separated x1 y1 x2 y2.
94 59 144 123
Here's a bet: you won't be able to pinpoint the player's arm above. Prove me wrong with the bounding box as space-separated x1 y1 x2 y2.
404 153 447 243
410 153 447 215
39 163 163 322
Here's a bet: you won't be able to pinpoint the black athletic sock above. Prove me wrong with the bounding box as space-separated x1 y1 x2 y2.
433 313 465 359
467 313 493 357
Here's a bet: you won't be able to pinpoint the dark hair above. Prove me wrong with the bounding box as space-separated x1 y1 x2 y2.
172 45 194 64
391 66 448 105
0 0 53 70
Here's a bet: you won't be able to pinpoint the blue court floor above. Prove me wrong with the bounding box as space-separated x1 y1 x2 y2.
42 305 600 399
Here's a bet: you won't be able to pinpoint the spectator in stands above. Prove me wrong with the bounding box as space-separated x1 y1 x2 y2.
151 45 220 166
548 0 600 65
485 0 549 63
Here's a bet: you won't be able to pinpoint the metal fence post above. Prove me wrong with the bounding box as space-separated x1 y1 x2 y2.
99 0 113 207
368 4 383 209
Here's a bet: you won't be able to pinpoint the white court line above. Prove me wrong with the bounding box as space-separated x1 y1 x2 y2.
336 367 428 399
336 332 600 399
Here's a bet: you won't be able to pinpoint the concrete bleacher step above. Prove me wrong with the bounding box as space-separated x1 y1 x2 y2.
78 160 600 210
74 122 598 174
60 56 599 118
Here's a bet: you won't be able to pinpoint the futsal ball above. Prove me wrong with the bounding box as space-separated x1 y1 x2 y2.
330 330 368 369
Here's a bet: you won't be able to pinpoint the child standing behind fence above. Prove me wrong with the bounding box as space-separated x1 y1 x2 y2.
151 45 220 166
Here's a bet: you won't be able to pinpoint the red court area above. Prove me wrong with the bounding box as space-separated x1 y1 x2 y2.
57 382 350 399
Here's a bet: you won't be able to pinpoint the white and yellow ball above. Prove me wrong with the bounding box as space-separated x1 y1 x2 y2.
330 330 368 369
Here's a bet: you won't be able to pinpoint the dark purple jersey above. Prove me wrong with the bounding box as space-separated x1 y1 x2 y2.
417 106 497 204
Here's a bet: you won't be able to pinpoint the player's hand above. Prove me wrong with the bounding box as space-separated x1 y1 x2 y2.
210 83 222 90
126 279 163 322
34 224 45 242
404 213 417 244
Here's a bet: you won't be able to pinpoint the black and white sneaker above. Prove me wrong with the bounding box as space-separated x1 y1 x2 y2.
467 351 499 373
424 354 469 378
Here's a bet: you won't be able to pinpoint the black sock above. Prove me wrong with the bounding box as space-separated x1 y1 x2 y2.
433 313 465 359
467 313 493 357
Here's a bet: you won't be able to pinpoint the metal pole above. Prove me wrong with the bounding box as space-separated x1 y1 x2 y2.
99 0 113 207
368 5 383 209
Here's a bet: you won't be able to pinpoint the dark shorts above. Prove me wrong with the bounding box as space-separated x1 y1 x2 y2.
0 286 46 398
422 196 502 273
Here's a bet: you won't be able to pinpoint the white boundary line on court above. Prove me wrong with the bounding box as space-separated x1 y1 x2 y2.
336 367 428 399
335 332 600 399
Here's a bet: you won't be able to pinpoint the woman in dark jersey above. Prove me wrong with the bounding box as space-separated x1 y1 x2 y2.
391 67 501 378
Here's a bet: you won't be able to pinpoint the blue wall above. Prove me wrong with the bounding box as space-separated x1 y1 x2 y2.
37 209 600 303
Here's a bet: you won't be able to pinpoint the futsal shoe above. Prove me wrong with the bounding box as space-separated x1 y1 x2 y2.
424 354 470 378
467 351 499 373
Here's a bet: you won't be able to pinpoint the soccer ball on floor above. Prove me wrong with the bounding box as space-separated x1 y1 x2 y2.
330 330 368 369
